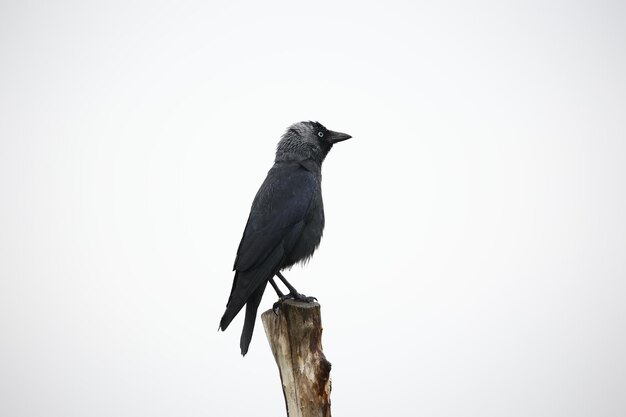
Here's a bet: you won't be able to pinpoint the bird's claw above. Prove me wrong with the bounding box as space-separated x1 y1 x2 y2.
298 295 317 303
272 292 317 314
272 301 281 315
285 292 317 303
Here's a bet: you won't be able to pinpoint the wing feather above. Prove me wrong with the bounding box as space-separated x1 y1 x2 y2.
220 162 316 333
234 162 316 271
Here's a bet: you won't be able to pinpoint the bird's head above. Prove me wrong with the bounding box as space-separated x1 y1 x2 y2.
275 121 352 164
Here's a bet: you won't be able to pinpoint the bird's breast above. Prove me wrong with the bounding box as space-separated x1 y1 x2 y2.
284 188 324 267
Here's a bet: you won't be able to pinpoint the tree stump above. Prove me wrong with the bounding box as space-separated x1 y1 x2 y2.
261 300 332 417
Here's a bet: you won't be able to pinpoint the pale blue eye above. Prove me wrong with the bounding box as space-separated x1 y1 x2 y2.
318 132 324 137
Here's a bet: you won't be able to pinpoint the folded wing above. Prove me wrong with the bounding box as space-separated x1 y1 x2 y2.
219 162 316 335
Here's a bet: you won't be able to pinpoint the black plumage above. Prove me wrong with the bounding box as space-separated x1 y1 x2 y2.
219 121 352 355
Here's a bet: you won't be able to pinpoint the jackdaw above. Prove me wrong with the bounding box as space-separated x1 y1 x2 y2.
219 121 352 355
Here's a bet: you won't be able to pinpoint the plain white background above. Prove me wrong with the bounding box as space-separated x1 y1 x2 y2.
1 1 625 416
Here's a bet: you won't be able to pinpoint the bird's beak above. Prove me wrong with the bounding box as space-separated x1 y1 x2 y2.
327 130 352 144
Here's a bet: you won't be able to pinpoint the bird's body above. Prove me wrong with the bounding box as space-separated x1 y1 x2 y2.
219 121 351 355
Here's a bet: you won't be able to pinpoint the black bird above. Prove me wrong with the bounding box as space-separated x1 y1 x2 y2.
219 121 352 355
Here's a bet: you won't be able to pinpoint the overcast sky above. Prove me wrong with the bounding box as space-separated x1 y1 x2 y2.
1 1 625 416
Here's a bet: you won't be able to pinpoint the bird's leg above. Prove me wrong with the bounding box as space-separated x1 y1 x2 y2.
268 277 284 297
276 271 299 294
275 271 317 303
272 272 318 315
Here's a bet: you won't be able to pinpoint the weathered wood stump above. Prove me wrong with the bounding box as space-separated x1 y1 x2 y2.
261 300 332 417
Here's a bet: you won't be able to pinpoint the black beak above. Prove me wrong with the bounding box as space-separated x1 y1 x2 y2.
327 130 352 144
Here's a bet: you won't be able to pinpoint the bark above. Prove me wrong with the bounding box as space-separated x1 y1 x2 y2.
261 300 332 417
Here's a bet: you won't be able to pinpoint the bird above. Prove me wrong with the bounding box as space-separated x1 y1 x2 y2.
219 121 352 355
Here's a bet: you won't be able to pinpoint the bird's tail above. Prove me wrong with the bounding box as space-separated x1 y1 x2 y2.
219 247 284 333
219 271 243 332
219 269 267 332
240 280 268 356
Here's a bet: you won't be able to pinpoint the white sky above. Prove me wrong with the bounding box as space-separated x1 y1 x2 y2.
1 1 625 416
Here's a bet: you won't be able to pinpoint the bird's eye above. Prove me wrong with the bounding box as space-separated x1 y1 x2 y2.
318 132 324 138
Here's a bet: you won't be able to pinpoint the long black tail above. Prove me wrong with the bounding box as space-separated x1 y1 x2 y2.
219 268 274 332
240 280 268 356
219 245 285 353
219 270 244 332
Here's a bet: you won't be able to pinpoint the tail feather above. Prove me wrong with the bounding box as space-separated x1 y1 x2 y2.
219 306 238 332
240 281 268 356
219 246 284 332
219 269 259 331
219 271 243 331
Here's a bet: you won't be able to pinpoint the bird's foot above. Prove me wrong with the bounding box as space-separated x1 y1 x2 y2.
272 300 283 315
272 292 318 314
280 291 318 303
